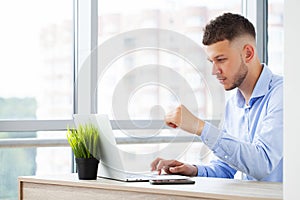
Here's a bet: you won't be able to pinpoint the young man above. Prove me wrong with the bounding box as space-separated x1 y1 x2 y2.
151 13 283 182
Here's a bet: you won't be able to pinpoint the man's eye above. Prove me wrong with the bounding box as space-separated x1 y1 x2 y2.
217 58 226 62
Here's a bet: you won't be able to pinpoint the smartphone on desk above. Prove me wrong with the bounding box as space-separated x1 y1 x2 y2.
149 179 195 185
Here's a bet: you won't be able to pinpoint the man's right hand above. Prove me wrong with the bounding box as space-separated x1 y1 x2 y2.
164 104 204 136
150 157 198 176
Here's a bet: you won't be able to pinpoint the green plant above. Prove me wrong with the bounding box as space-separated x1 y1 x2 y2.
67 123 100 159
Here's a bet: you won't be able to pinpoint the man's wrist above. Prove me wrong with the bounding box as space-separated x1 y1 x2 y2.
196 120 205 136
192 165 198 176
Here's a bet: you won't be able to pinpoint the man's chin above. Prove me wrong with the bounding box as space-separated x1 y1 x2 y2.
223 84 236 91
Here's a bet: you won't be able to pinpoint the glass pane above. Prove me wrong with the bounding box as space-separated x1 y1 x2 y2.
97 0 242 167
268 0 284 75
97 0 241 121
0 0 73 199
0 145 72 200
0 0 73 120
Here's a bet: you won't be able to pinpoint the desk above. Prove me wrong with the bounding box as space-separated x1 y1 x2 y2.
18 174 282 200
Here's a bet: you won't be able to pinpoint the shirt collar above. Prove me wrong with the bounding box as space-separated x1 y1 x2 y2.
235 64 273 108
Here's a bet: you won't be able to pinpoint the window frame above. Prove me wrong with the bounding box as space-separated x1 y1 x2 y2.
0 0 268 147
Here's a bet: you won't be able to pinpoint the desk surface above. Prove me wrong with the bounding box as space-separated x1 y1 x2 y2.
19 174 282 200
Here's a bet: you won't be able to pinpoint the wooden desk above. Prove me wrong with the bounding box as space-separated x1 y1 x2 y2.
18 174 282 200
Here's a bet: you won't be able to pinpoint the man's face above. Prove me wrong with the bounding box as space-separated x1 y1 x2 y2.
205 40 248 91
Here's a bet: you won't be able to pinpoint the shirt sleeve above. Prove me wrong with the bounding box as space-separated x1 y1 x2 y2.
199 85 283 180
195 158 236 178
194 123 236 178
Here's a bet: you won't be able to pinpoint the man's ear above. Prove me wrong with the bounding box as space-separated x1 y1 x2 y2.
243 44 255 63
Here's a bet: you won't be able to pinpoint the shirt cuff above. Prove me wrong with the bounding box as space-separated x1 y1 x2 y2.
195 165 206 177
200 122 222 151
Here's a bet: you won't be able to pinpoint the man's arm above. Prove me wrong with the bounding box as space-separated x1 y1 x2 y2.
201 85 283 180
196 159 236 178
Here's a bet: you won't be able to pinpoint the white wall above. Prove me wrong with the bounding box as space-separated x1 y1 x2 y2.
284 0 300 199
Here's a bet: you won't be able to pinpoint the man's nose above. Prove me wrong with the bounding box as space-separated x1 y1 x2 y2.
211 63 220 75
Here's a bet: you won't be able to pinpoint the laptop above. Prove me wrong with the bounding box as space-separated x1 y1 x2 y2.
73 114 189 182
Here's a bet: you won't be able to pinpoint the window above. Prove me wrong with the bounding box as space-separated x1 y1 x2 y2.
97 0 241 120
0 0 73 199
268 0 284 75
0 0 73 120
96 0 242 172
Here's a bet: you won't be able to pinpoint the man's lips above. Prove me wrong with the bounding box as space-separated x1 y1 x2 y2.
219 79 225 84
217 76 226 84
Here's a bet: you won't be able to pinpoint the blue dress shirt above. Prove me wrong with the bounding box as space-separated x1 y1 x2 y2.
197 65 283 182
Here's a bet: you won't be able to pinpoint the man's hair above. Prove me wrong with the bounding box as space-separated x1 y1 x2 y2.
202 13 256 45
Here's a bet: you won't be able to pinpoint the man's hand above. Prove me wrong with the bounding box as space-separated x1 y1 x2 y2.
165 104 205 135
150 157 198 176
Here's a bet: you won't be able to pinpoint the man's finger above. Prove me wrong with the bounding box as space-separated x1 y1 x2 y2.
150 157 163 171
169 165 185 174
156 159 182 171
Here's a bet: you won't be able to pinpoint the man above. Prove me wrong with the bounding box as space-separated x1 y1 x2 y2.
151 13 283 182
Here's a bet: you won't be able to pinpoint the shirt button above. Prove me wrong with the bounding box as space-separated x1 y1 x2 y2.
224 155 228 159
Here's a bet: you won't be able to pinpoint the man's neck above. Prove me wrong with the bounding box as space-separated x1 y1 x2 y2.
239 62 263 105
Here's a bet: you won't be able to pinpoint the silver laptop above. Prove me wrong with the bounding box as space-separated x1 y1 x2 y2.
73 114 189 182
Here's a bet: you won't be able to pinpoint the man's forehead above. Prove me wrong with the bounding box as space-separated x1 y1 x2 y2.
204 40 231 58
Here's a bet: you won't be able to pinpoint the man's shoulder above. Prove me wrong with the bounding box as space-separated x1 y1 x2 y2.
262 64 283 90
266 73 283 108
270 73 283 87
269 73 283 94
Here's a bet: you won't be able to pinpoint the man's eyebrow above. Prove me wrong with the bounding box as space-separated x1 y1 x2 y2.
207 55 225 62
215 55 225 59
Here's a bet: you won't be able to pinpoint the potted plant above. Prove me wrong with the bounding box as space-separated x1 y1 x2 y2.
67 123 100 180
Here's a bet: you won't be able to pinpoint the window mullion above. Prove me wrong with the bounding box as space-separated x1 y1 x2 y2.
76 0 98 114
244 0 268 64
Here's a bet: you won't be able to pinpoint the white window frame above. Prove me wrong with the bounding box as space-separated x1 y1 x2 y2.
0 0 267 147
